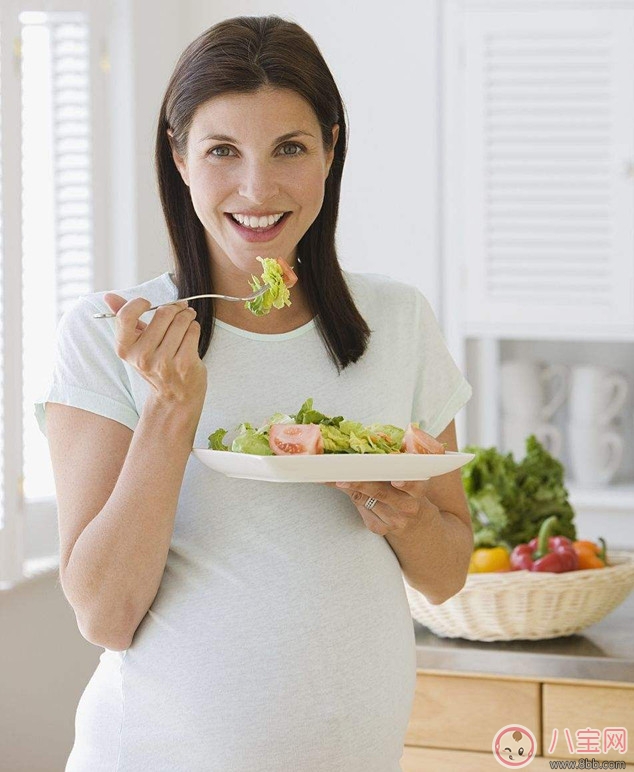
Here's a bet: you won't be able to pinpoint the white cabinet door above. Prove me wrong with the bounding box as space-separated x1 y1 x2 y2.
459 7 634 337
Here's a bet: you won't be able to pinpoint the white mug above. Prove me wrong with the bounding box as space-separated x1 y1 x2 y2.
568 366 628 426
502 416 563 460
567 421 624 486
501 360 568 421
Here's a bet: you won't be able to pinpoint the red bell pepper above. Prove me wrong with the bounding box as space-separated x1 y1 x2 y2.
510 516 579 573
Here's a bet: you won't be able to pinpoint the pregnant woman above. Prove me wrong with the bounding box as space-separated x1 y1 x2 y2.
35 15 473 771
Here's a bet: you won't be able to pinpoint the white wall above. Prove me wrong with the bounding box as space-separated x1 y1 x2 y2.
150 0 442 309
107 0 192 289
0 571 101 771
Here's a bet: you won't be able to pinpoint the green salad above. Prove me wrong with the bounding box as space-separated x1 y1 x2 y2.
208 398 408 456
244 257 292 316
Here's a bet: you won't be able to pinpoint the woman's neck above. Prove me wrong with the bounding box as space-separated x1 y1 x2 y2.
204 253 310 333
213 287 314 334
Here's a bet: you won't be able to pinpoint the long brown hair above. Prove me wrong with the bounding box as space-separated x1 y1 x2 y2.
155 15 370 372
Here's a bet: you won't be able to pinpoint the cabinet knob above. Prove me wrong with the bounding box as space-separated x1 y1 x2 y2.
625 160 634 179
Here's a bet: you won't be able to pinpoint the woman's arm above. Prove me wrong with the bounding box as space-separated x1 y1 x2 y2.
48 294 206 651
328 419 473 605
49 396 202 651
384 420 473 604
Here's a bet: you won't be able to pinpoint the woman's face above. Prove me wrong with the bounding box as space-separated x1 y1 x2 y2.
170 86 339 283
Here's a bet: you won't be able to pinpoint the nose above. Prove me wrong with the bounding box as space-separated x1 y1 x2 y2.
237 158 280 204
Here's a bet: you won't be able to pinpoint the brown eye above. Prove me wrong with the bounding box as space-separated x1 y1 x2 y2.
279 142 305 156
209 146 234 157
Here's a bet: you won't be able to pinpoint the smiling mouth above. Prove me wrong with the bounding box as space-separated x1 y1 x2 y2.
226 212 291 232
224 211 293 243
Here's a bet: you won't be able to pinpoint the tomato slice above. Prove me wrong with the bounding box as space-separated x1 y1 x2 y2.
269 423 324 455
276 257 298 288
401 423 445 454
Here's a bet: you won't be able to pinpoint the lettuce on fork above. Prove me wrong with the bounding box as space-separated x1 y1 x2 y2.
244 256 292 316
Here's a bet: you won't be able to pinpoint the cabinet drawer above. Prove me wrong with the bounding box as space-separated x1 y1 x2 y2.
543 683 634 763
404 673 541 753
401 745 576 771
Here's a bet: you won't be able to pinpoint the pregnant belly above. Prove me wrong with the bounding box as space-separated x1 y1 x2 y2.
113 538 417 771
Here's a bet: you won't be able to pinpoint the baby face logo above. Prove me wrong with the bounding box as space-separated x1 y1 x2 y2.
492 724 537 768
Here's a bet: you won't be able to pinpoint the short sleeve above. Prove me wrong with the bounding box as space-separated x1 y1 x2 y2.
34 296 140 439
411 290 472 437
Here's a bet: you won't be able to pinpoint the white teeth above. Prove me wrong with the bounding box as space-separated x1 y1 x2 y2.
231 212 285 229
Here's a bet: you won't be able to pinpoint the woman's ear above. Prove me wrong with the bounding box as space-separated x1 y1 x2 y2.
167 129 190 187
326 124 340 177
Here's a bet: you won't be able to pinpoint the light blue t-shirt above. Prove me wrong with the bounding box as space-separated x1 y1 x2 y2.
35 269 471 772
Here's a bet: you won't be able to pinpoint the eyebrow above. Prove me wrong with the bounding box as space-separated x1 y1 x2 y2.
198 130 315 144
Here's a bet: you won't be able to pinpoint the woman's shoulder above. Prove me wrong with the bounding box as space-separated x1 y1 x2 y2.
79 272 176 315
342 269 426 315
54 272 176 343
64 271 178 322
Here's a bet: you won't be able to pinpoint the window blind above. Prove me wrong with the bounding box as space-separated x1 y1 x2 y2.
0 4 98 588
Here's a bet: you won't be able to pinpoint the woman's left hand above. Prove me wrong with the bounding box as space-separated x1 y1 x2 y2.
323 479 432 536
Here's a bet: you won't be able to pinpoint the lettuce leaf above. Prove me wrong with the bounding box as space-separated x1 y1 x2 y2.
244 257 291 316
230 422 274 455
461 435 576 548
209 428 229 451
295 397 343 427
344 422 404 454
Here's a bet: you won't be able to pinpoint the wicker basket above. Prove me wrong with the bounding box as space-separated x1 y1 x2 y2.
406 550 634 641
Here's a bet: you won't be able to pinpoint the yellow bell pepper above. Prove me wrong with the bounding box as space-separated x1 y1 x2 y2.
468 546 511 573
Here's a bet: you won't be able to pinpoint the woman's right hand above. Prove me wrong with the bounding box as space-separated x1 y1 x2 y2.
103 293 207 408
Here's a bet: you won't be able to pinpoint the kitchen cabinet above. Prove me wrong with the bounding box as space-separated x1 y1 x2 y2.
401 745 566 771
455 5 634 334
403 595 634 769
401 671 634 770
543 683 634 763
441 0 634 547
404 674 541 753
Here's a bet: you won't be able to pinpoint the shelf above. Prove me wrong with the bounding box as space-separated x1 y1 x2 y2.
464 328 634 343
567 482 634 513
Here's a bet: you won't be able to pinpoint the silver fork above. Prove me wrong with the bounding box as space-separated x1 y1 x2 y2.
92 284 270 319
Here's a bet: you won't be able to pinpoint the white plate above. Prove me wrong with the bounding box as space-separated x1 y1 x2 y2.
191 449 475 483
